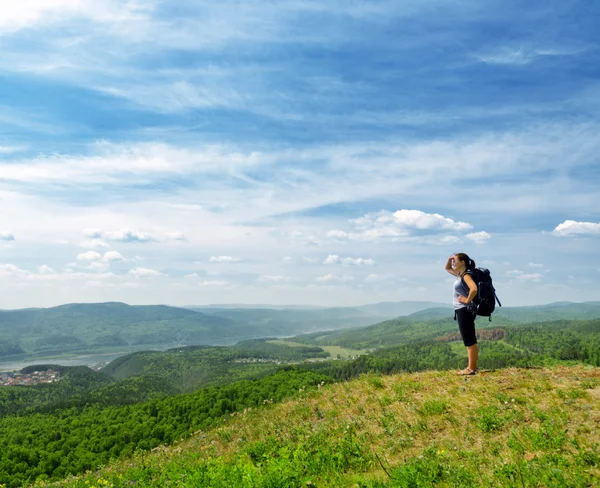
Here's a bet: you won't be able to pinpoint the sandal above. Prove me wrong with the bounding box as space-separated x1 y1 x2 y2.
457 368 477 376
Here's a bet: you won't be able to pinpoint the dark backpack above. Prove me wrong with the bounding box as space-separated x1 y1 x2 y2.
462 268 502 321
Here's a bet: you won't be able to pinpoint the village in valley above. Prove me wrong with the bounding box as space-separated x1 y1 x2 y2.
0 369 61 387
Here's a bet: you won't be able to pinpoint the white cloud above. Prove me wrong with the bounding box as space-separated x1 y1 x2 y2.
0 232 15 241
199 280 230 287
38 265 55 274
465 231 491 243
184 273 199 278
80 239 109 248
364 273 393 282
324 254 375 266
0 145 24 154
0 263 28 275
1 142 263 185
476 46 584 66
302 256 318 264
316 274 354 283
165 231 186 241
506 270 544 282
83 229 103 238
323 254 340 265
340 209 473 241
258 275 287 283
439 235 460 244
390 209 472 231
209 256 241 262
527 262 544 268
128 267 162 277
103 251 125 262
553 220 600 236
105 229 156 242
0 0 152 33
77 251 102 261
327 230 349 239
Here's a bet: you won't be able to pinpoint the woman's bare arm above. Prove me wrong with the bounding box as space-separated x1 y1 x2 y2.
445 255 458 276
458 274 478 303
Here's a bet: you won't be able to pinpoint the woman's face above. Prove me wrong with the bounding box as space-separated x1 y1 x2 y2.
453 255 466 270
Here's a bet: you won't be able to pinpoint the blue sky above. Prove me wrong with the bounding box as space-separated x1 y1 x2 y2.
1 0 599 309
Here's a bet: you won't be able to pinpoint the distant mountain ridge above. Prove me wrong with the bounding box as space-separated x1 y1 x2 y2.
0 300 439 360
2 300 600 363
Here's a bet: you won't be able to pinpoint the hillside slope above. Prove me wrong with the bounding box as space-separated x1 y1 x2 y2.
53 365 599 487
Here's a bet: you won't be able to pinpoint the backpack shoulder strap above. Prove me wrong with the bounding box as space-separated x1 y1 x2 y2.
460 270 473 291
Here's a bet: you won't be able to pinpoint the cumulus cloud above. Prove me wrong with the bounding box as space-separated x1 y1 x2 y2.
38 265 55 274
0 263 27 275
465 231 491 243
209 256 241 262
105 229 156 242
334 209 474 242
527 262 544 268
128 267 162 277
103 251 125 262
77 251 102 261
324 254 375 266
82 228 156 243
0 232 15 241
553 220 600 236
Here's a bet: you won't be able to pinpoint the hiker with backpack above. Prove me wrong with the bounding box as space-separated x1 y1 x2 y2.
445 252 480 375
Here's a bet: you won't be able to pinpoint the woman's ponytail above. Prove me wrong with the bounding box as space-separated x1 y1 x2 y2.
456 253 476 271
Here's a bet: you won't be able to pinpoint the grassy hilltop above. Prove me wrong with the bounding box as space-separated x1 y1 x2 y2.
44 365 599 488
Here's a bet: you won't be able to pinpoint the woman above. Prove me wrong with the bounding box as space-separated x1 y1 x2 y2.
445 252 479 375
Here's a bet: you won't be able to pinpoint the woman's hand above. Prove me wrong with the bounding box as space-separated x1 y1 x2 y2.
445 254 457 275
457 295 470 304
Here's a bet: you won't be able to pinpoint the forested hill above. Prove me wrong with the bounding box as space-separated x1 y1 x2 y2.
2 300 600 361
294 301 600 349
0 301 442 359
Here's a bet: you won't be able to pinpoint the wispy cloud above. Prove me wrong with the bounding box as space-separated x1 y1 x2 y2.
475 46 586 66
209 256 241 263
1 0 599 307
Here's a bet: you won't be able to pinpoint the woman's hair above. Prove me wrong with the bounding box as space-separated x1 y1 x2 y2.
456 252 476 271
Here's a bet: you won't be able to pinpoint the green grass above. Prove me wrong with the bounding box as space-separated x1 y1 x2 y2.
266 340 367 359
38 365 600 488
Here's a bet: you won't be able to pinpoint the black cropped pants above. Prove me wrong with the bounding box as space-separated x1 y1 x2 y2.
455 307 477 347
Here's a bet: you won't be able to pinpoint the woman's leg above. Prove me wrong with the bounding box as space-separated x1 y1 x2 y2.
467 344 478 371
456 308 478 373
